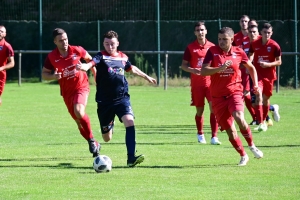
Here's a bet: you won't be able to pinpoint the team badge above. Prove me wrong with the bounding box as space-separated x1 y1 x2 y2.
232 52 237 58
0 46 3 51
122 60 126 66
72 54 77 60
267 47 271 52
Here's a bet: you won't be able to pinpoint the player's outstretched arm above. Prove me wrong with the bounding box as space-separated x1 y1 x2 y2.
129 65 157 84
42 67 62 80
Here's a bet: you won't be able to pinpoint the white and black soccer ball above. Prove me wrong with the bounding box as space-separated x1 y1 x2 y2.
93 155 112 173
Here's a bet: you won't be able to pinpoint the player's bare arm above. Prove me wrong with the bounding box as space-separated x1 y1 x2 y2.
129 65 157 84
243 61 259 94
248 52 254 62
259 56 282 68
42 67 62 80
181 60 201 75
201 60 232 76
0 56 14 71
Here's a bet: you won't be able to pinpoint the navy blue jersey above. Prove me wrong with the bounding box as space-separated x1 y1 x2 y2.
92 51 132 105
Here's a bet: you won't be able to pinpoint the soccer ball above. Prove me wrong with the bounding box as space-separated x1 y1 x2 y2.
93 155 112 173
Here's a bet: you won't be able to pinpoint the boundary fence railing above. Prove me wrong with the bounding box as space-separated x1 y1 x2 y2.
14 50 300 92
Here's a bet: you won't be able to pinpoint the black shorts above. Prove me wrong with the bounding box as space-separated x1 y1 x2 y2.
97 99 134 134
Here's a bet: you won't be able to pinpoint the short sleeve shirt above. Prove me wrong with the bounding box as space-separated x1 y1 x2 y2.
203 46 249 97
233 31 250 54
0 39 14 69
44 45 89 97
183 40 215 87
249 38 281 80
92 50 132 105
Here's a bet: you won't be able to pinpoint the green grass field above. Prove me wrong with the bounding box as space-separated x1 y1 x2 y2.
1 83 300 200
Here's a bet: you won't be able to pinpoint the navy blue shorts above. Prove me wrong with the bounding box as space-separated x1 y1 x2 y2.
97 100 134 134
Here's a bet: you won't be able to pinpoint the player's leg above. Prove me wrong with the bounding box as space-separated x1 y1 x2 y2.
254 81 267 131
208 101 221 145
117 100 144 167
97 103 114 142
192 86 206 144
0 72 6 106
64 94 100 157
195 106 206 144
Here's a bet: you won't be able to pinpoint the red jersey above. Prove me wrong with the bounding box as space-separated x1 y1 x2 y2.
249 38 281 80
0 39 14 77
203 46 249 97
233 31 250 53
44 45 89 97
183 40 215 87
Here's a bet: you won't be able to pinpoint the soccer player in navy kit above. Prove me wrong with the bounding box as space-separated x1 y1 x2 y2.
77 30 157 167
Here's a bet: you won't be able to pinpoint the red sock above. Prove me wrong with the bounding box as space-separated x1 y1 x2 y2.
255 105 263 124
195 115 203 135
244 95 256 120
263 105 269 121
229 137 246 156
79 114 94 140
240 126 253 146
210 113 218 138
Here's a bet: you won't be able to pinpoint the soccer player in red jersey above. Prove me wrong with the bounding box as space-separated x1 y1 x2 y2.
181 21 220 145
0 25 15 106
42 28 101 158
77 30 157 167
201 27 263 166
233 15 258 125
249 23 282 131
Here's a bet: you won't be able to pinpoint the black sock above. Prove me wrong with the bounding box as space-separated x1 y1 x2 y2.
126 126 136 159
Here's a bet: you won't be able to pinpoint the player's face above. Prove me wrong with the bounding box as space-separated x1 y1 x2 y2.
218 33 233 52
103 37 119 55
54 33 68 52
194 25 207 40
0 26 6 40
248 27 259 40
261 28 273 40
239 17 249 30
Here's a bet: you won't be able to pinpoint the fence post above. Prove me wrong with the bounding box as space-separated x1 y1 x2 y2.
18 53 22 86
164 53 168 90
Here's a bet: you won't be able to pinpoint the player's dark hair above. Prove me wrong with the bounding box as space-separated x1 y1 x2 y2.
219 27 234 37
248 25 258 31
52 28 66 39
194 21 206 30
240 15 250 21
262 23 272 30
248 19 258 26
103 30 118 40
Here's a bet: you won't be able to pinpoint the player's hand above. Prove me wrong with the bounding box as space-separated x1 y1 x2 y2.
192 68 201 75
76 61 90 71
54 68 62 80
220 60 232 71
259 61 269 68
253 86 260 94
145 76 157 85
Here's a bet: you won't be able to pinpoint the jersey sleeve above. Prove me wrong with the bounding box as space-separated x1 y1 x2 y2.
203 49 213 64
93 52 103 65
6 43 14 57
274 44 282 57
44 55 54 70
77 46 87 58
240 50 249 63
182 47 191 61
125 60 132 72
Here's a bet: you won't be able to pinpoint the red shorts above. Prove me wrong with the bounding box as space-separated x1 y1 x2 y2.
212 92 244 131
0 71 7 96
190 85 212 107
258 78 274 97
63 89 89 120
241 68 250 91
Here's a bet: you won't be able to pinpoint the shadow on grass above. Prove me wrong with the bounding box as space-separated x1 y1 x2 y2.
135 124 212 134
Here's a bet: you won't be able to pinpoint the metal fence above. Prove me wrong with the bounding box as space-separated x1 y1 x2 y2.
15 50 300 91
